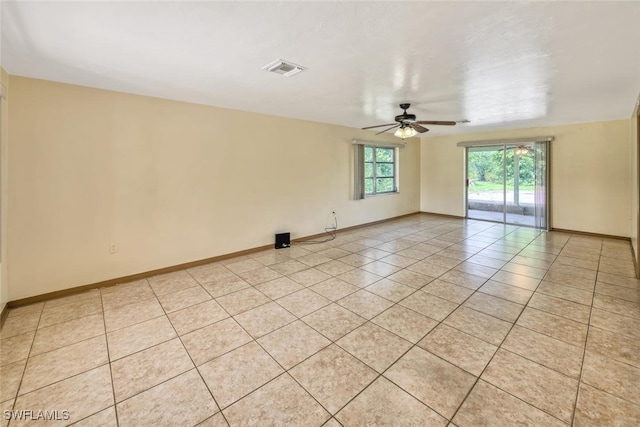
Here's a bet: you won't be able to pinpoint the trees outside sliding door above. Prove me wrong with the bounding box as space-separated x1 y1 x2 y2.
465 141 549 229
466 146 506 223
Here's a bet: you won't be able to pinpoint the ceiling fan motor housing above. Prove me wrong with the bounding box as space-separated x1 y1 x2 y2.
395 113 416 123
396 103 415 122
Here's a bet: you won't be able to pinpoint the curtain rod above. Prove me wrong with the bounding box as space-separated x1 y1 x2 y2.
456 136 554 148
352 139 407 148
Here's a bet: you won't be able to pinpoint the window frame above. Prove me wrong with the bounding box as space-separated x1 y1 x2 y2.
364 145 398 196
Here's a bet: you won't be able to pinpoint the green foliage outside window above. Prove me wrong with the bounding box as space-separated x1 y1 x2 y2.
468 148 535 189
365 146 396 195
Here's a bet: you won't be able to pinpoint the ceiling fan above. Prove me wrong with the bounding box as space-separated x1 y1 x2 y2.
362 103 458 138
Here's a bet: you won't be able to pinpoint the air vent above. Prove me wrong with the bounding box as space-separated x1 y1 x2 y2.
262 59 306 77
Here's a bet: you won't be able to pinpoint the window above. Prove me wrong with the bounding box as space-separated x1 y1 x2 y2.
353 141 401 200
364 146 396 195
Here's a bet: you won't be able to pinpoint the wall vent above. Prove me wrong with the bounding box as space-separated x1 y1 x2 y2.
262 59 306 77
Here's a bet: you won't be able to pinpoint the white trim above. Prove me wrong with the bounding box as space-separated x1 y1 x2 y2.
362 145 399 196
352 139 406 148
456 136 554 148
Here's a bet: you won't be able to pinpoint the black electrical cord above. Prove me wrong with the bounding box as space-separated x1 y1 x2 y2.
296 215 338 245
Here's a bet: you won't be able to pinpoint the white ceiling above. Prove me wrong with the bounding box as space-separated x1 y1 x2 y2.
2 1 640 136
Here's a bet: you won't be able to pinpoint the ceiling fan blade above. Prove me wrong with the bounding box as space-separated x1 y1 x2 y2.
410 123 429 133
375 124 400 135
362 123 397 130
414 120 457 126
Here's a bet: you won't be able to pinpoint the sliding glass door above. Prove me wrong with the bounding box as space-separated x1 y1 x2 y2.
466 146 506 223
466 142 549 229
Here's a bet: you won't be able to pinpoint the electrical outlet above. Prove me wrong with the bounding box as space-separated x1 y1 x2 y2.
109 244 117 254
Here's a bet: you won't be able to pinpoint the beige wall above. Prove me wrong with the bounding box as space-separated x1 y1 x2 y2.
7 77 420 301
421 120 633 237
0 68 8 311
6 74 636 302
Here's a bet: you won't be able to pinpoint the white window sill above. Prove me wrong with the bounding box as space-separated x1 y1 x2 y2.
365 191 400 198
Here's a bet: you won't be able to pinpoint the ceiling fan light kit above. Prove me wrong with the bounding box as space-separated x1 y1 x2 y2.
363 103 459 138
394 126 418 139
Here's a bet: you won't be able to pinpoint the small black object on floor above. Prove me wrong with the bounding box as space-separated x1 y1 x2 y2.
275 232 290 249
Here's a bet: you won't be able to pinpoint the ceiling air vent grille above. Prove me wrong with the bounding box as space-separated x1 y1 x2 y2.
262 59 306 77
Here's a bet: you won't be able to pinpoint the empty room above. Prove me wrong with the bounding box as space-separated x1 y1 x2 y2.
2 1 640 426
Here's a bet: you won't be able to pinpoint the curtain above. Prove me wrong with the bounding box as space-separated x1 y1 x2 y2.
534 141 549 230
354 143 365 200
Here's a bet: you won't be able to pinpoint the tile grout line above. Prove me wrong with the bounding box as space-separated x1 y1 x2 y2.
569 238 602 426
446 230 572 425
328 228 546 423
100 289 120 427
210 297 336 421
102 275 221 422
150 272 232 427
340 226 536 418
188 261 353 423
236 251 399 420
5 301 45 425
171 272 227 406
4 294 116 425
208 222 487 421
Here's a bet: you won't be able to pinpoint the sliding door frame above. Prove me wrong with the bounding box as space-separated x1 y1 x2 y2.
461 137 553 230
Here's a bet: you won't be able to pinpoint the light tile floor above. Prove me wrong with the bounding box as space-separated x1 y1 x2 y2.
2 213 640 426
